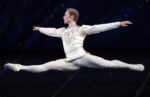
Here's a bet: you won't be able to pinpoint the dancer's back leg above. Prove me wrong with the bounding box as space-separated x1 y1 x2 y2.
74 53 144 71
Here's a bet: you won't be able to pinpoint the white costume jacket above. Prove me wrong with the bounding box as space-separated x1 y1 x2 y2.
39 22 121 61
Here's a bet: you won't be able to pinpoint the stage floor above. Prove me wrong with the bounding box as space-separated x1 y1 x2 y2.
0 49 149 97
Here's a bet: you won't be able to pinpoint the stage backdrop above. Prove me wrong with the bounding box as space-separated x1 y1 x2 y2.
0 0 149 50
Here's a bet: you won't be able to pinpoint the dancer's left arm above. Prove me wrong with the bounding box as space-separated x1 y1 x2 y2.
80 20 132 35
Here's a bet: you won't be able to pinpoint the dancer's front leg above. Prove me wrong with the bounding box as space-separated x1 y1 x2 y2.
4 59 80 73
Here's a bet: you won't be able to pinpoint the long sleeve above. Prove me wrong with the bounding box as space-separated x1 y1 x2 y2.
39 27 65 38
79 22 121 35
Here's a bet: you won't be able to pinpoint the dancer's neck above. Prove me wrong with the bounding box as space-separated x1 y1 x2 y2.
68 21 77 28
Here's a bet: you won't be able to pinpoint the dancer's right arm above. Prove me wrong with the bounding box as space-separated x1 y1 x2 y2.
33 26 65 38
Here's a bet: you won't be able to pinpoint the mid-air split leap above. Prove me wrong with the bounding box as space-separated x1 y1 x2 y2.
4 8 144 73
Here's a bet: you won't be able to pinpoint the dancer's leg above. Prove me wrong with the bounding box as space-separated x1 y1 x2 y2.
4 59 80 73
74 53 144 71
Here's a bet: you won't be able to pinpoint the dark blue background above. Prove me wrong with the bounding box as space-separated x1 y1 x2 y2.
0 0 149 50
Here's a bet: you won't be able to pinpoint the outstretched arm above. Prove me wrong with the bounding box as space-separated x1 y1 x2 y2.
80 20 132 35
33 26 65 38
120 20 132 27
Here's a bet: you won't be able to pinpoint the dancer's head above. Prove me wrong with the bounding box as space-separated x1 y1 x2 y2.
63 8 79 24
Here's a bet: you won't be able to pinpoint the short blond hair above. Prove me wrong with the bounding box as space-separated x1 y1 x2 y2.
66 8 79 22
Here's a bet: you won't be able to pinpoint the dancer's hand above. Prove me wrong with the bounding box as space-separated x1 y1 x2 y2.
33 26 40 31
120 20 132 27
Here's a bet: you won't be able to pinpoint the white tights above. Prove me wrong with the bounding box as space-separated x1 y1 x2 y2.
19 53 141 73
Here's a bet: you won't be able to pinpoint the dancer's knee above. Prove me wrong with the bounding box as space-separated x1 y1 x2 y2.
112 60 121 63
43 62 80 71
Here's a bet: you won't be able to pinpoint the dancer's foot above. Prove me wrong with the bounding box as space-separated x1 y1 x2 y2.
130 64 144 71
4 63 22 72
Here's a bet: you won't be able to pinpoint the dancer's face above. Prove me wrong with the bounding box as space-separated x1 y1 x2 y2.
63 11 73 24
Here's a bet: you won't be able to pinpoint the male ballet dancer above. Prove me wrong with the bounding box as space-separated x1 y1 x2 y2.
4 8 144 72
